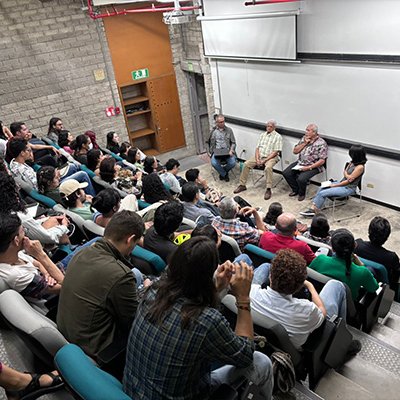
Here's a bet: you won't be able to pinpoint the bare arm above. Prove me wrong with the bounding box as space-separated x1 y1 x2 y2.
331 165 364 187
304 280 327 316
230 262 254 339
293 140 309 154
240 207 266 232
300 158 326 171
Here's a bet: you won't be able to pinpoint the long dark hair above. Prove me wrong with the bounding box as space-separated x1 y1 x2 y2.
70 134 89 153
143 156 156 174
37 166 56 193
0 171 26 213
87 149 102 172
48 117 62 134
142 173 171 204
349 145 367 166
331 228 355 277
99 157 116 183
264 202 283 225
146 237 219 328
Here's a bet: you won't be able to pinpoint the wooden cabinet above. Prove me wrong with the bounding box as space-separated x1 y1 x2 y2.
119 74 185 154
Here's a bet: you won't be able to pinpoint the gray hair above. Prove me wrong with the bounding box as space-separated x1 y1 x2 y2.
308 123 318 134
266 120 277 128
219 197 238 219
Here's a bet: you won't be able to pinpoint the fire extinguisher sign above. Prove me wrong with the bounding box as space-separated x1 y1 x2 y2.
132 68 149 81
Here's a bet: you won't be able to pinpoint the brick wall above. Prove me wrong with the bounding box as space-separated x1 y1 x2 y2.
0 0 127 146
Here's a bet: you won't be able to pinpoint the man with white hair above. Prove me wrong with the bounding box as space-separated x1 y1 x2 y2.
282 123 328 202
234 120 282 200
212 197 265 250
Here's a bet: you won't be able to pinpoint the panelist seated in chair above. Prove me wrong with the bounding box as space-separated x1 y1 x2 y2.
309 229 379 301
250 249 360 355
207 114 236 182
234 120 282 200
283 123 328 202
300 145 366 217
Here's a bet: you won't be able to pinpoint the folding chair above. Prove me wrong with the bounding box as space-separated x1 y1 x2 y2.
250 151 285 188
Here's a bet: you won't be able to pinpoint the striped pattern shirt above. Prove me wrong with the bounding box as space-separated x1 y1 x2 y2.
257 130 283 158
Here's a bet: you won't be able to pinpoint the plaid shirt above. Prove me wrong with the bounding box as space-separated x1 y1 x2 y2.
212 217 260 250
123 287 254 400
256 130 283 158
297 136 328 172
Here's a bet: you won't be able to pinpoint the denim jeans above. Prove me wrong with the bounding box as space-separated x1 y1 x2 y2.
210 351 273 399
211 154 236 177
61 170 96 197
313 183 355 210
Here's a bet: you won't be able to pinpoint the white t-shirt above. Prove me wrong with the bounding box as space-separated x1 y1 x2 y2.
0 252 39 293
250 285 324 349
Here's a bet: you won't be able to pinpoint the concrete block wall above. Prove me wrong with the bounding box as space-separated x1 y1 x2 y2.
168 16 216 156
0 0 127 146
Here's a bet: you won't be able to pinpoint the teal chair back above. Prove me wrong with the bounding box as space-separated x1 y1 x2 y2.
28 189 57 208
243 244 276 267
80 164 96 178
132 245 166 273
54 344 131 400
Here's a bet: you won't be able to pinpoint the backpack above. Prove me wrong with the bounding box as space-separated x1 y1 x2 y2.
271 351 296 394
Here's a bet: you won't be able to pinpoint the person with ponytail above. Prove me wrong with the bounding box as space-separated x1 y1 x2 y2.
309 228 378 300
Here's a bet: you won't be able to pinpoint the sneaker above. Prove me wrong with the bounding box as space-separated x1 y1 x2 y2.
233 185 247 194
264 188 272 200
224 174 230 182
299 209 316 217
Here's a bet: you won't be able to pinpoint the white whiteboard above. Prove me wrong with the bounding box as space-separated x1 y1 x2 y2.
217 60 400 150
298 0 400 55
202 16 296 60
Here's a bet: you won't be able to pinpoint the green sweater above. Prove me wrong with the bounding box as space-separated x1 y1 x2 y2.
309 254 379 300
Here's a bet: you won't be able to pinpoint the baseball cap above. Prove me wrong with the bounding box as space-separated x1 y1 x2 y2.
59 179 88 197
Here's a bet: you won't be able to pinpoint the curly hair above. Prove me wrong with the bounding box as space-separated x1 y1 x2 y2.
0 171 26 213
142 172 172 204
270 249 307 295
37 166 56 193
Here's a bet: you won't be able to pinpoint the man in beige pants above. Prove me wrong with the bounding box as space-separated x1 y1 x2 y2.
234 120 282 200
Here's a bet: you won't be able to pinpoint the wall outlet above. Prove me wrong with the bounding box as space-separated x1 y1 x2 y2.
367 183 374 189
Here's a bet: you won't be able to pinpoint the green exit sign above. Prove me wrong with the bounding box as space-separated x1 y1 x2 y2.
132 68 149 80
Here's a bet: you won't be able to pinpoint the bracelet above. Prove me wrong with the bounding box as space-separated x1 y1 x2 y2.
236 303 251 311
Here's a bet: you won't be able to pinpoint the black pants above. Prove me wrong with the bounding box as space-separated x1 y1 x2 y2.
282 162 321 196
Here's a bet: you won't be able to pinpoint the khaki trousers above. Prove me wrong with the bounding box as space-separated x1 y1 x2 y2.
239 157 278 188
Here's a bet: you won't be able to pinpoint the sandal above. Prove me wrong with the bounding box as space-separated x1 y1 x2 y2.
6 372 64 400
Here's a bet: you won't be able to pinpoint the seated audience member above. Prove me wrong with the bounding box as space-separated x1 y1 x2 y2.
0 362 62 399
143 156 159 174
57 130 74 155
71 134 91 165
260 213 315 264
37 166 96 203
263 202 283 230
301 145 366 217
185 167 222 204
59 179 93 220
143 201 184 263
99 157 142 196
91 188 138 228
119 141 131 160
160 158 182 194
123 237 273 399
301 213 332 246
84 130 99 150
0 120 12 140
126 147 143 170
234 120 282 200
0 169 70 245
310 229 379 300
206 114 236 182
0 213 64 298
355 217 400 292
57 211 145 377
47 117 64 143
250 249 360 354
141 172 172 204
283 123 328 202
10 121 60 167
7 138 38 189
212 197 265 250
181 182 214 224
106 131 121 154
86 148 103 174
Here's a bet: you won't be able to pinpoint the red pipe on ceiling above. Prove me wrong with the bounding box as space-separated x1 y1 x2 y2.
244 0 299 5
88 0 200 19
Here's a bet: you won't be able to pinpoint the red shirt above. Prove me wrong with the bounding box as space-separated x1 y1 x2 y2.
259 231 316 264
